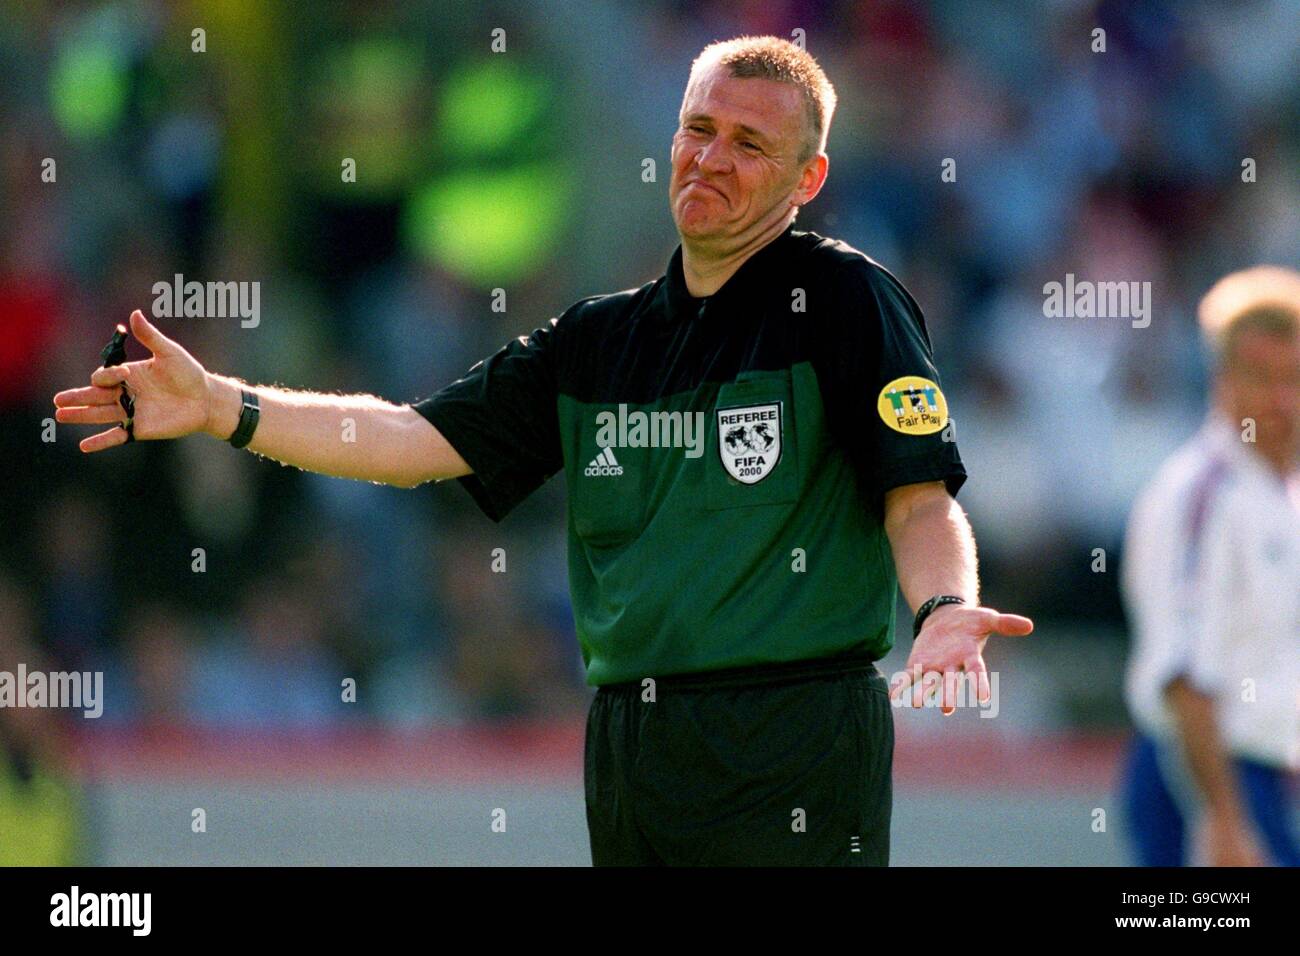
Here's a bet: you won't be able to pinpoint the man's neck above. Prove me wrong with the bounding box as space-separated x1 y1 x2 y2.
680 213 796 297
1210 406 1296 479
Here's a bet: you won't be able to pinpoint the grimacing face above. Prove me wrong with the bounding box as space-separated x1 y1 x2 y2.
669 61 824 246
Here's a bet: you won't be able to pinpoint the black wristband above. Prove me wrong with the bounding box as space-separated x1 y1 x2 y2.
228 389 260 449
913 594 966 639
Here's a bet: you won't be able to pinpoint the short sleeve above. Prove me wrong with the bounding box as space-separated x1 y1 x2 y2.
412 318 563 522
814 259 966 501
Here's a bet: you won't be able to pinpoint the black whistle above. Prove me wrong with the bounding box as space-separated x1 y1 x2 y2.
101 324 129 367
100 323 135 439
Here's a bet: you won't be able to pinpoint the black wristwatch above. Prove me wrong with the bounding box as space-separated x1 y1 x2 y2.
913 595 966 639
228 389 260 449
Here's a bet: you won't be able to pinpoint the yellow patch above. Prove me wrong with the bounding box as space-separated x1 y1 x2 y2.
876 376 948 435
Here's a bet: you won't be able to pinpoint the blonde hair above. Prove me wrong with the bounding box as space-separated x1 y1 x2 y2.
686 36 838 163
1198 265 1300 366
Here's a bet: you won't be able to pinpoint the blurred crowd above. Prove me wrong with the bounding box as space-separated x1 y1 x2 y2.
1 0 1296 744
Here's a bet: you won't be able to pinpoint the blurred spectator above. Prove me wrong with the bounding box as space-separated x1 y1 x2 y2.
187 571 349 729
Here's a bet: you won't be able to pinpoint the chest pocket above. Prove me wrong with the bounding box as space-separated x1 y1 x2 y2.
569 410 647 548
706 369 799 510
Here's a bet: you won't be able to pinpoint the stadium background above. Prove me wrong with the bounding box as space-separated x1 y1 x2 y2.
1 0 1296 864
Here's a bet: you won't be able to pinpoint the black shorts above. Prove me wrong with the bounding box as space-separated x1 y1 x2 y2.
584 653 894 866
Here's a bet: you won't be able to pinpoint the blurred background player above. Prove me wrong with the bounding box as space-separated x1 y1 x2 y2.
1121 266 1300 867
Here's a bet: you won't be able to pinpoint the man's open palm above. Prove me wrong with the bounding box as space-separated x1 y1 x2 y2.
53 310 213 452
890 605 1034 714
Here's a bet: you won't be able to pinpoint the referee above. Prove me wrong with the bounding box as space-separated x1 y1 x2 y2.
54 35 1033 866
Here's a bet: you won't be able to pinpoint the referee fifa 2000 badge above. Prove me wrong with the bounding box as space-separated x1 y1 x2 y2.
877 376 948 435
717 401 782 484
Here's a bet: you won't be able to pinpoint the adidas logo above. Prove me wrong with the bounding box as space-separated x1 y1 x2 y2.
584 447 624 477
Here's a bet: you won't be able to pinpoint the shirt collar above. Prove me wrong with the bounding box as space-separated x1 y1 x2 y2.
662 223 802 323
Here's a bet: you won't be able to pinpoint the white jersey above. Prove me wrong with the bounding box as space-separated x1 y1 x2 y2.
1122 415 1300 769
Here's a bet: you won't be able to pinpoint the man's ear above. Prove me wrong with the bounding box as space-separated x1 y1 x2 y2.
795 153 829 206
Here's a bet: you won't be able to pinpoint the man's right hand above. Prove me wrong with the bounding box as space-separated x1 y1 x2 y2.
53 309 225 452
52 307 469 486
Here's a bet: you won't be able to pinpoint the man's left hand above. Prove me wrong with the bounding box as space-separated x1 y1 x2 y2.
889 604 1034 714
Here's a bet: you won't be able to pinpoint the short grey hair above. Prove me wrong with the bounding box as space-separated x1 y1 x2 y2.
686 35 838 163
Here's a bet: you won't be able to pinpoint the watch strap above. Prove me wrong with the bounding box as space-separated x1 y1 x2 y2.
913 594 966 639
228 389 260 449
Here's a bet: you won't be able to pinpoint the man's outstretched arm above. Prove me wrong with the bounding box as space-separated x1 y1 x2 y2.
53 310 469 488
882 480 1034 712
